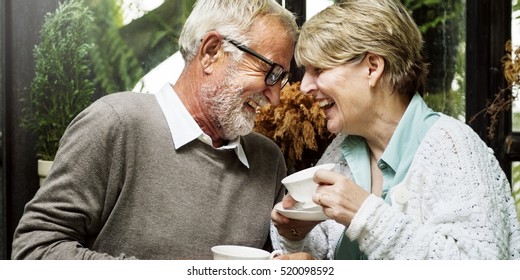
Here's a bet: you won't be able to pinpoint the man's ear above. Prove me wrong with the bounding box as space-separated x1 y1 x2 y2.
199 32 223 75
366 53 385 88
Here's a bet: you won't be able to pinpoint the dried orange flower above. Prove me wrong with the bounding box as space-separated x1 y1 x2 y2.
254 82 333 172
503 40 520 86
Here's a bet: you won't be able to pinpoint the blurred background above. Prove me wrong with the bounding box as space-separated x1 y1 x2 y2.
1 0 519 259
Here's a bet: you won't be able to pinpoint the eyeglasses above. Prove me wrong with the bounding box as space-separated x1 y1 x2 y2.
225 39 291 89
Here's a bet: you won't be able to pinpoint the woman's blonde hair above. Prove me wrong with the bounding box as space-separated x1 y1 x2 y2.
295 0 428 96
179 0 298 64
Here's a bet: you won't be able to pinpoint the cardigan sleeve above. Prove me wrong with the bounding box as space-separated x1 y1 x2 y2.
270 220 345 259
11 99 131 259
346 117 520 259
270 134 349 259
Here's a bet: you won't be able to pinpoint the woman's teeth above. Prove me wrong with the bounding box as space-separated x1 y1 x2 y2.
319 99 335 109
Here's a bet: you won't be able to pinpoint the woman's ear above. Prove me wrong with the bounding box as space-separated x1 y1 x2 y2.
366 53 385 88
199 32 223 75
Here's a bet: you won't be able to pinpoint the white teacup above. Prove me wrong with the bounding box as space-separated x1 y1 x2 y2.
281 163 336 205
211 245 282 260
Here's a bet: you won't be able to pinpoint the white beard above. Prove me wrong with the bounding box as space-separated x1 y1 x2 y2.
200 67 258 140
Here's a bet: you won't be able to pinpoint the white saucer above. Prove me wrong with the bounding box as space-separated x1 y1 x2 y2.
274 202 328 221
292 202 321 211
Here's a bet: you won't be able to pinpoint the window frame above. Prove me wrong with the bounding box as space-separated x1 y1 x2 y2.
466 1 513 181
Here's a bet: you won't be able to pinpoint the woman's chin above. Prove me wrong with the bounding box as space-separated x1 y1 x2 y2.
326 121 341 134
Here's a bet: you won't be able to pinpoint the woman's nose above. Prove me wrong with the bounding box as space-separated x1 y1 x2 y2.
299 72 317 95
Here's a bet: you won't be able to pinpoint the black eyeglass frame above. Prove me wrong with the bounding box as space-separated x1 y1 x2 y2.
225 39 291 89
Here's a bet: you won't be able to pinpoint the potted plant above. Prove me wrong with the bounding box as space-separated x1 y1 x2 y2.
20 0 95 186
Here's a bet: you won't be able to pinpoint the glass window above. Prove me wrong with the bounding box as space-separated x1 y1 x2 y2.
408 1 466 120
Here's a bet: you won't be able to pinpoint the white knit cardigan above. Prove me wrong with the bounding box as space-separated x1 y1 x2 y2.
271 115 520 259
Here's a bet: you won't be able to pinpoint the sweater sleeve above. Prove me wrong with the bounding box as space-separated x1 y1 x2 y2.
346 118 520 259
11 99 132 259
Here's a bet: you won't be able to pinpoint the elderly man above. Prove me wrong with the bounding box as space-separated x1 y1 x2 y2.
12 0 298 259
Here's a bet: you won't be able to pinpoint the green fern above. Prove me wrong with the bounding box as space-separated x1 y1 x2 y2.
87 0 144 93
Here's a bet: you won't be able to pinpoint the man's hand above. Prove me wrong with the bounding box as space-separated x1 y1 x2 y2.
273 252 315 260
271 195 321 241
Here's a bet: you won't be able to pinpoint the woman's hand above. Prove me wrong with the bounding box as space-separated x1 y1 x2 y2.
271 195 321 241
312 170 370 227
273 252 315 260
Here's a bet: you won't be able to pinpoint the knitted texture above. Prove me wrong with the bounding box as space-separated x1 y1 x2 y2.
273 115 520 259
271 135 348 259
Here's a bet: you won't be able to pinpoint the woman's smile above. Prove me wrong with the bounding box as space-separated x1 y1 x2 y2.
318 98 335 110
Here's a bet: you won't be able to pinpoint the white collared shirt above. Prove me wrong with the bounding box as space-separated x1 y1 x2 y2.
153 83 250 168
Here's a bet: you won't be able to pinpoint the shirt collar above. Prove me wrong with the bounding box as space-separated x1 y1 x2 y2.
339 136 371 193
154 83 250 168
339 93 439 198
381 93 439 175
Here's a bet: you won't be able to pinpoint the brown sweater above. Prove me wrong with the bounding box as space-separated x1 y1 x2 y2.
12 92 286 259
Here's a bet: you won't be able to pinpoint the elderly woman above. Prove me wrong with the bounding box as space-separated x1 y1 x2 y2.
271 0 520 259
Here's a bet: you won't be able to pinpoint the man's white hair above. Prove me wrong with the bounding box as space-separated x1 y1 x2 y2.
178 0 298 64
